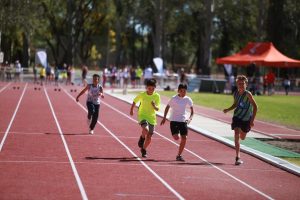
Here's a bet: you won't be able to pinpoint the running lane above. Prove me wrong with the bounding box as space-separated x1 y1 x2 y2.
0 84 85 200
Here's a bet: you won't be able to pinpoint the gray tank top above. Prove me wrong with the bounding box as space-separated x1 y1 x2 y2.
87 84 103 105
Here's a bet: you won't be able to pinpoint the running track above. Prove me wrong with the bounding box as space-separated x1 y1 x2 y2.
0 82 299 200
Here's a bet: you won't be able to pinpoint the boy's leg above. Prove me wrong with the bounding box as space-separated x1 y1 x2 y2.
234 128 241 158
90 104 100 130
86 102 94 120
178 135 187 157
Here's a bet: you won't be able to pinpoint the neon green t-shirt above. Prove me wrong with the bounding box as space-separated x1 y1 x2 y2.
133 91 161 125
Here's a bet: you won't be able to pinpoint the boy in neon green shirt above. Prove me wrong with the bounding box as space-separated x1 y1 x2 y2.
130 78 160 157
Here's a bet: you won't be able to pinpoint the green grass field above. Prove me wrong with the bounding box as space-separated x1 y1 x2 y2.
158 91 300 130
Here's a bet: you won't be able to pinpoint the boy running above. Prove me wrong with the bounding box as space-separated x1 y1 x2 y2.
223 75 258 165
161 83 194 161
76 74 104 134
130 78 160 158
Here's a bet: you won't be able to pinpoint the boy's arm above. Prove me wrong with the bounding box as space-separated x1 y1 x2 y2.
187 106 194 124
151 95 161 111
76 86 89 102
99 86 104 98
160 105 170 125
130 102 136 116
223 96 237 113
247 92 258 127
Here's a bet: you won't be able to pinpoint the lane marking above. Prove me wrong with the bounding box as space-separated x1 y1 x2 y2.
115 193 176 199
63 90 185 200
44 88 88 200
0 83 27 152
100 97 274 200
0 82 11 93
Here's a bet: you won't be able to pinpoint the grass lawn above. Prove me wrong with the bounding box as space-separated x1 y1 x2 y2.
158 91 300 130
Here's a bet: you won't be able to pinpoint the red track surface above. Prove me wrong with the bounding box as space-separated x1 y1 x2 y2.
0 82 299 200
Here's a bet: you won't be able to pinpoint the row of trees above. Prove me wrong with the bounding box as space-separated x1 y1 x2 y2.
1 0 300 75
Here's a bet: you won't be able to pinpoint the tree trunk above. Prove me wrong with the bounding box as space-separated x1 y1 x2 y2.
196 0 213 75
153 0 163 58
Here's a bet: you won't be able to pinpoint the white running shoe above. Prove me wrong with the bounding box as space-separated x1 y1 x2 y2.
89 129 94 135
235 157 243 165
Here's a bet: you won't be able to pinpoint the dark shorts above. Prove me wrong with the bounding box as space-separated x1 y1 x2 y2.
170 121 188 136
139 120 155 135
231 117 251 133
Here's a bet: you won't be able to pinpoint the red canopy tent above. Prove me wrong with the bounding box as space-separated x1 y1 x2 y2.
216 42 300 67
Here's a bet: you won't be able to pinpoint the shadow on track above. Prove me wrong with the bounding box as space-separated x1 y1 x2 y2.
85 156 226 165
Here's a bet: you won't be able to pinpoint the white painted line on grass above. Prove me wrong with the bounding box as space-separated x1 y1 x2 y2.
0 83 27 152
63 90 185 200
44 88 88 200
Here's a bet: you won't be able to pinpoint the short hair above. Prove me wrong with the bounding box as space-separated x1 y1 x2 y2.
93 74 100 79
178 83 187 90
236 75 248 84
146 78 156 87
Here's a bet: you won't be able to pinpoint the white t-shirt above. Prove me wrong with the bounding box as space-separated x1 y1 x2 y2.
168 95 193 122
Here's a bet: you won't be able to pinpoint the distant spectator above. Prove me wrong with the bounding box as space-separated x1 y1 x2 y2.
81 64 88 86
283 74 291 95
135 66 143 87
130 67 136 88
229 74 237 94
143 65 153 85
266 70 275 95
14 60 22 82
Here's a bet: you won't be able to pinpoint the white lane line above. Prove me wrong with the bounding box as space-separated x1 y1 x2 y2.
100 99 274 200
0 83 27 152
0 82 11 93
44 88 88 200
63 90 185 200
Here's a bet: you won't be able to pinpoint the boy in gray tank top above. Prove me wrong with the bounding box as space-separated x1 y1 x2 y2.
223 75 258 165
76 74 104 134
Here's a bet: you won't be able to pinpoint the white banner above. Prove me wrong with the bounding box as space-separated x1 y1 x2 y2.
35 50 47 68
224 64 232 76
153 57 163 75
0 52 3 63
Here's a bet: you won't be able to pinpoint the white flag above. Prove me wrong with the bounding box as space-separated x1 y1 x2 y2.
35 50 47 68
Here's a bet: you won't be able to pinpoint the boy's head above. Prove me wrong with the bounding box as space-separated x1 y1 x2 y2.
178 83 188 97
145 78 156 95
92 74 100 84
236 75 248 90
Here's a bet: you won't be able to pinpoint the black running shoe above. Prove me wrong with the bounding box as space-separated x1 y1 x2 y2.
176 155 185 161
141 148 147 158
138 136 145 148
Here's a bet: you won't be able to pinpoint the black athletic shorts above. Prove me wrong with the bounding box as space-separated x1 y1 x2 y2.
170 121 188 136
231 117 251 133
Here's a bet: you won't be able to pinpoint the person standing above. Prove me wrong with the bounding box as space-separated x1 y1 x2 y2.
130 78 160 158
160 83 194 161
223 75 258 165
76 74 104 134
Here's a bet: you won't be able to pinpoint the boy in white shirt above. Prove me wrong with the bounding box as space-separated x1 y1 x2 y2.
161 83 194 161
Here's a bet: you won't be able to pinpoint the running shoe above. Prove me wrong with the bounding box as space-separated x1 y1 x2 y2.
235 157 243 165
141 148 147 158
138 136 145 148
89 129 94 135
176 155 185 161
